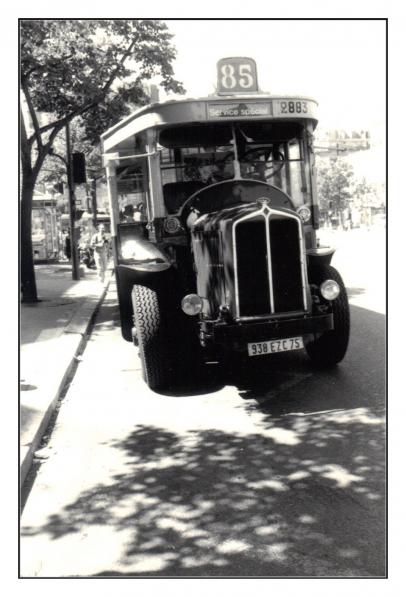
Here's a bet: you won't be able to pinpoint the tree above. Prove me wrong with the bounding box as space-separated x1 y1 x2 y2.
317 157 354 227
20 19 184 302
353 177 382 208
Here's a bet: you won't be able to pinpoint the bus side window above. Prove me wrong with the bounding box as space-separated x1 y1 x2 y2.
117 158 150 222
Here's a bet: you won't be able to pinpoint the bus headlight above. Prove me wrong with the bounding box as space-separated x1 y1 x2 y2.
163 216 182 234
181 294 203 316
297 205 312 223
320 279 340 300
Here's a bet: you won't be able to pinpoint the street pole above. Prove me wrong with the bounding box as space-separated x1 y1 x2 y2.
91 178 98 228
66 122 80 280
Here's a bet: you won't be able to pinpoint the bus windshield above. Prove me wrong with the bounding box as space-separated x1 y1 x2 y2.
159 121 311 210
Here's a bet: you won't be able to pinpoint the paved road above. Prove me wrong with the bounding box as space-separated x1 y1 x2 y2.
20 228 386 577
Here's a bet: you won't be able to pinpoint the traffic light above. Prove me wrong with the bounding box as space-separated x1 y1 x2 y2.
72 152 86 184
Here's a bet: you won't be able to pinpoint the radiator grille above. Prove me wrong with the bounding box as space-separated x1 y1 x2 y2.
234 209 305 318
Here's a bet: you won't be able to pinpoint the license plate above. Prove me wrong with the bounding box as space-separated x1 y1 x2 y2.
248 336 304 357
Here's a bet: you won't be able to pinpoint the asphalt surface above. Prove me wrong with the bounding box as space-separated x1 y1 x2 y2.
20 227 386 577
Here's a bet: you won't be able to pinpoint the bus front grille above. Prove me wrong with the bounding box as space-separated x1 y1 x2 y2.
234 208 306 318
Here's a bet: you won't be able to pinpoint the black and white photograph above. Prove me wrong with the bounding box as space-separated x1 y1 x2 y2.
17 17 388 580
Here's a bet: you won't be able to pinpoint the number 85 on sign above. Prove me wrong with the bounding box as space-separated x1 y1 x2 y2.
217 57 259 94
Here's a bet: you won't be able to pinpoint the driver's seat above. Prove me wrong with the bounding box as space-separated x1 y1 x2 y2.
163 181 205 214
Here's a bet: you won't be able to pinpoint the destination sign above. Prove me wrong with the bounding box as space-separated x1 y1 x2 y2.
208 102 271 119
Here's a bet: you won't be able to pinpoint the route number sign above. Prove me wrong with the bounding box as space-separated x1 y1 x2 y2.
217 57 258 94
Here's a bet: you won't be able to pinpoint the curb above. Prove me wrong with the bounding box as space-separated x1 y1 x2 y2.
20 276 112 487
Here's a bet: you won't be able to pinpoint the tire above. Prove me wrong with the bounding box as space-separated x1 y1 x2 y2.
305 264 350 367
131 284 171 390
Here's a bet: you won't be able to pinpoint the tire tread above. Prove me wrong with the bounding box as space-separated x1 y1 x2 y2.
132 284 169 390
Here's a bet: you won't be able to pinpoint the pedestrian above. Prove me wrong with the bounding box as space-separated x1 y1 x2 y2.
91 223 109 282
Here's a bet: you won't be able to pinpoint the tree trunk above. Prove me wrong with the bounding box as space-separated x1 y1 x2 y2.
21 168 38 303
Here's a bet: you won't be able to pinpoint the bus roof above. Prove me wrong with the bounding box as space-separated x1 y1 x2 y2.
101 94 318 154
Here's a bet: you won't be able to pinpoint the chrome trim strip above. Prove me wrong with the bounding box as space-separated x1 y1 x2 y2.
264 209 275 313
295 216 309 311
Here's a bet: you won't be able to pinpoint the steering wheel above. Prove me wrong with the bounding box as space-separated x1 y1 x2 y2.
241 147 285 180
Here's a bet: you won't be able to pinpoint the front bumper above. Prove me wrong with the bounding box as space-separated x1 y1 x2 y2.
201 312 333 349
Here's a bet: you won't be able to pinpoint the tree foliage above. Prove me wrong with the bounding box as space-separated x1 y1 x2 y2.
353 177 382 208
20 19 184 302
21 20 183 140
317 157 354 218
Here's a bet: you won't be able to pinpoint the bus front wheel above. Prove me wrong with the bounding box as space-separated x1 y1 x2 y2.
131 284 171 391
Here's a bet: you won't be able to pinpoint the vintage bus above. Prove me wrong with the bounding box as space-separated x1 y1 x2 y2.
101 57 350 390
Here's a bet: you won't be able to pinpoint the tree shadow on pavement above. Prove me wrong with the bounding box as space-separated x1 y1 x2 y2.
21 405 385 576
21 304 385 577
21 413 385 576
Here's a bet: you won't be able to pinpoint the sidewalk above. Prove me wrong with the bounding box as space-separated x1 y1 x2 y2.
20 263 111 485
